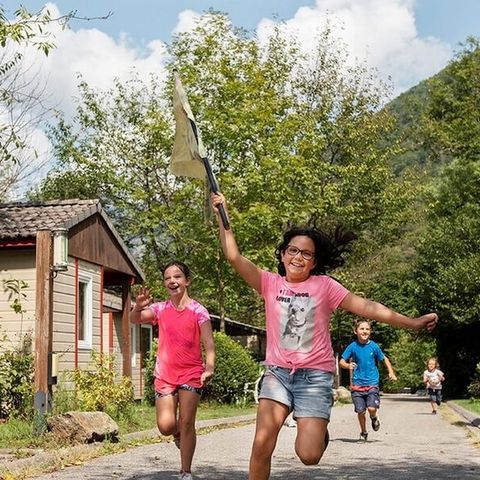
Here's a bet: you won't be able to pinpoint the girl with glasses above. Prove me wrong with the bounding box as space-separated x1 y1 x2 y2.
210 192 438 480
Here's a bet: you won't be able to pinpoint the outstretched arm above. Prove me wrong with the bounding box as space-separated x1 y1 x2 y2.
210 192 262 294
339 292 438 331
383 356 397 381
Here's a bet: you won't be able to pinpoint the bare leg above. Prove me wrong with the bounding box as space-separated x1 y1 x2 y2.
177 389 200 474
357 410 367 433
367 406 377 419
156 394 178 436
249 399 289 480
295 417 329 465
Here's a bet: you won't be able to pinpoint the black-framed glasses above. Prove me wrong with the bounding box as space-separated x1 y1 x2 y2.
285 245 315 261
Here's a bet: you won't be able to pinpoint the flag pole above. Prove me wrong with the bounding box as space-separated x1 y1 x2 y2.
202 157 230 230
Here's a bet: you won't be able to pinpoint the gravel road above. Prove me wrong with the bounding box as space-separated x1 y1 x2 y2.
30 395 480 480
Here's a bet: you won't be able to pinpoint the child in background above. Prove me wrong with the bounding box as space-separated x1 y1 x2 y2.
340 320 397 441
423 357 445 414
130 260 215 480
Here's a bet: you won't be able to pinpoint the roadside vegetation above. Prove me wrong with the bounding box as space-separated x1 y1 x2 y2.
454 400 480 416
0 332 259 450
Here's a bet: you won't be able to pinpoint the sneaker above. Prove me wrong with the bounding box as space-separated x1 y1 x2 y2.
432 410 437 415
436 399 441 406
284 416 297 428
371 416 380 432
173 433 181 449
360 432 368 442
179 473 193 480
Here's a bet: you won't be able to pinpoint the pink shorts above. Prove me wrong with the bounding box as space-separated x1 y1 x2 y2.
154 377 202 396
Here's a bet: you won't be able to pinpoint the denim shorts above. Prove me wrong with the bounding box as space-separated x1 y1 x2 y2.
428 388 442 404
351 387 380 413
258 365 334 420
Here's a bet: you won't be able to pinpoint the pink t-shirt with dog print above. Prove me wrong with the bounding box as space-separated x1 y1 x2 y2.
261 271 349 372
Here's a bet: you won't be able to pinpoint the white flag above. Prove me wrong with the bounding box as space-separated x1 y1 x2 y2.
170 70 207 179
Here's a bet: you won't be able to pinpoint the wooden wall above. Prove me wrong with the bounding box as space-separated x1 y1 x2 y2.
0 249 36 351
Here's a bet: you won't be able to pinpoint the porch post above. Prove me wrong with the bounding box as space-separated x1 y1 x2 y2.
122 282 132 377
34 230 53 432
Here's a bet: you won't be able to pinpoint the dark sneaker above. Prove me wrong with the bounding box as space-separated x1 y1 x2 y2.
436 399 441 406
371 416 380 432
432 410 437 415
360 432 368 442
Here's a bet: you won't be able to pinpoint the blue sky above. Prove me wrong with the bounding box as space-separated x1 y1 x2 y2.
4 0 479 50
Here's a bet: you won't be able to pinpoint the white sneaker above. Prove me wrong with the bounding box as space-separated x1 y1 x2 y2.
179 473 193 480
284 416 297 428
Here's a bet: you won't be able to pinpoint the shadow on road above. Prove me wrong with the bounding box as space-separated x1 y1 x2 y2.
271 457 479 480
333 437 381 444
383 395 427 402
74 457 478 480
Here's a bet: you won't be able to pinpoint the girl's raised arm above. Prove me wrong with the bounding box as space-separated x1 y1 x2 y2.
130 287 155 324
339 292 438 331
211 193 262 294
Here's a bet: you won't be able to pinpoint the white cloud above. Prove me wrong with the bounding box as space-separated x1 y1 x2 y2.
19 4 169 118
4 3 170 198
257 0 452 95
172 9 202 36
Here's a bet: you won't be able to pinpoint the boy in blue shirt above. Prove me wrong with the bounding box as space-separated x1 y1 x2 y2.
339 319 397 441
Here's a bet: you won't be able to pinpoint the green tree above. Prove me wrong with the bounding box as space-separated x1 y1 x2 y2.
36 12 417 332
0 4 112 199
411 39 480 397
385 331 436 392
412 160 480 397
422 37 480 161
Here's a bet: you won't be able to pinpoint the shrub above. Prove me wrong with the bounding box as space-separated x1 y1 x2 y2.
203 332 260 404
143 339 158 406
0 348 34 420
72 351 134 416
384 331 436 393
467 362 480 399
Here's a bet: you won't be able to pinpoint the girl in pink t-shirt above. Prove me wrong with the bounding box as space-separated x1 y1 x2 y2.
211 192 438 480
131 260 215 480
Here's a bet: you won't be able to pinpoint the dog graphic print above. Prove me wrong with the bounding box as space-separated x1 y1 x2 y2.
280 295 314 352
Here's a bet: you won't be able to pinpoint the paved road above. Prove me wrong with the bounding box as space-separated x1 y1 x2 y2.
32 395 480 480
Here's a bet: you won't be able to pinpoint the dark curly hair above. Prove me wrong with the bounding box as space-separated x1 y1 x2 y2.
162 260 191 279
275 225 357 276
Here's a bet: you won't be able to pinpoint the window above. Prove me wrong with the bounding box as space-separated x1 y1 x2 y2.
78 274 93 349
140 325 153 368
131 324 137 367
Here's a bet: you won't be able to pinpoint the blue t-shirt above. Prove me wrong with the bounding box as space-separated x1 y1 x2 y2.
341 340 385 387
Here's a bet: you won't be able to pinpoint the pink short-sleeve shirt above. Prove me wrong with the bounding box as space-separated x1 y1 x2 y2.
148 299 210 386
261 271 349 372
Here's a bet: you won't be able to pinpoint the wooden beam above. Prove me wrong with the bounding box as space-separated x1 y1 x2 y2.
121 283 132 378
34 230 53 416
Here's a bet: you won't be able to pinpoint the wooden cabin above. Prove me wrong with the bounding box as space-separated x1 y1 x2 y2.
0 199 148 411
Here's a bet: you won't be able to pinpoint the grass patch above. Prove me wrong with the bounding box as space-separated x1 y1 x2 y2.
0 401 257 450
453 399 480 415
114 401 256 434
0 417 45 450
